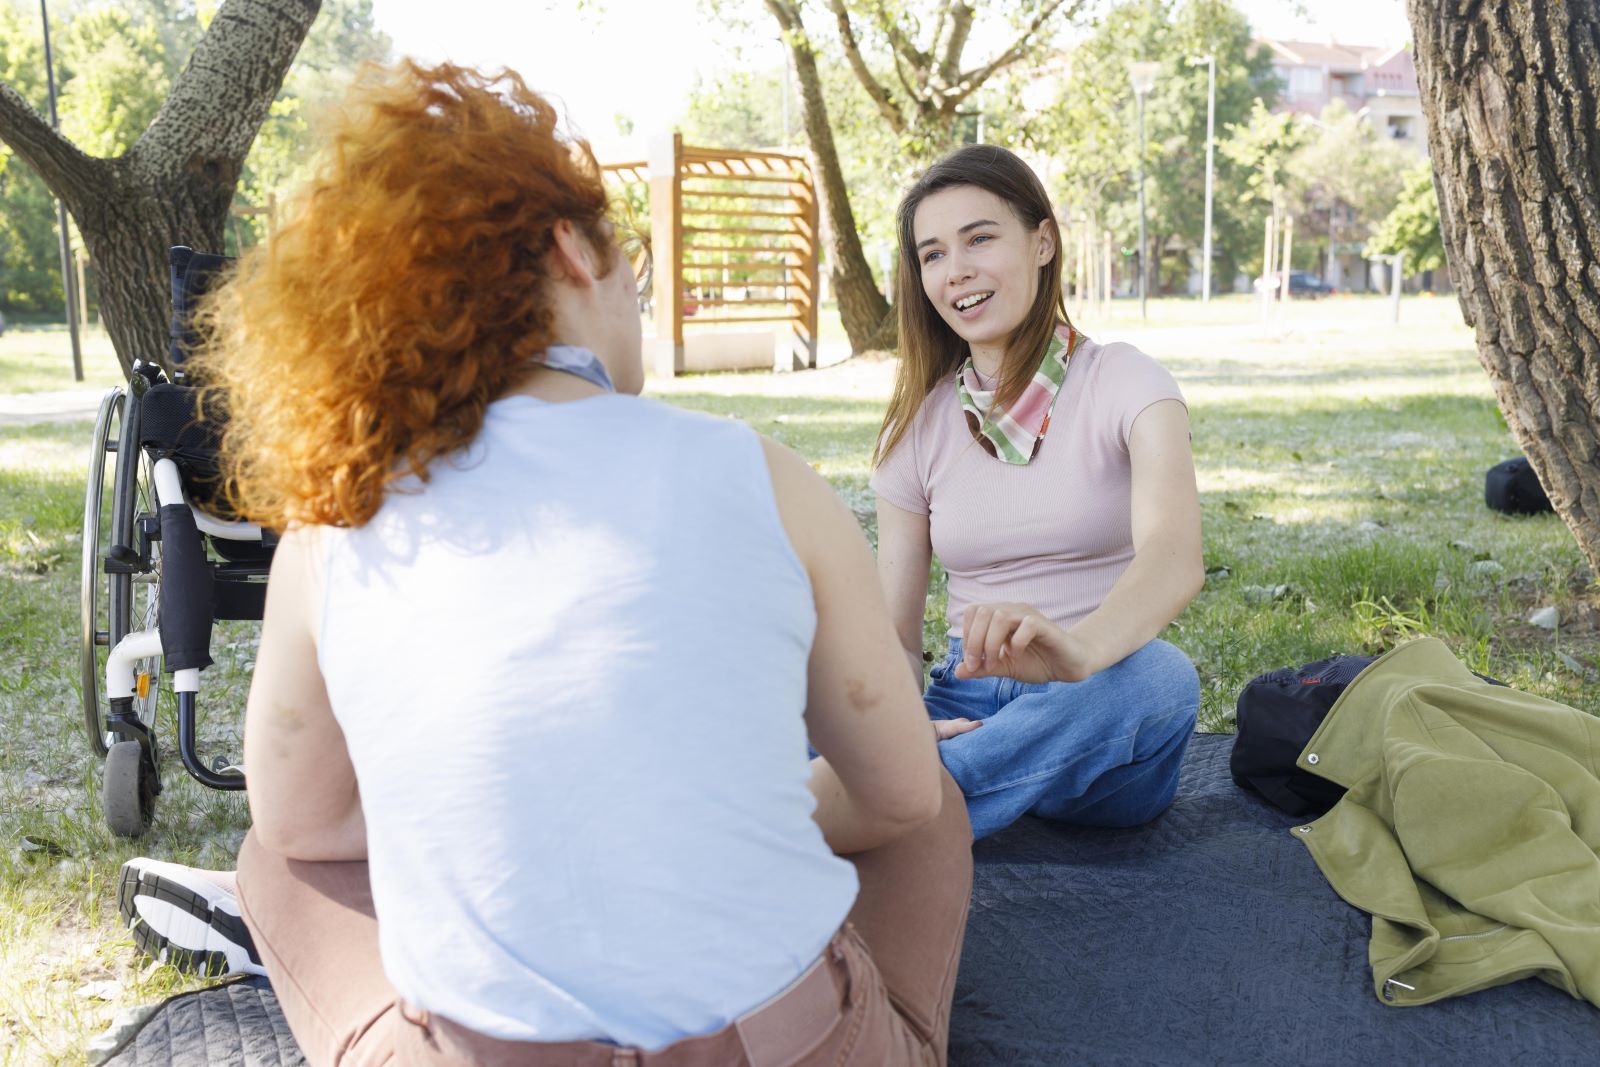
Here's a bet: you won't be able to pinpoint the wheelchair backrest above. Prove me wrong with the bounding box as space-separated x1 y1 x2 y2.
168 246 235 380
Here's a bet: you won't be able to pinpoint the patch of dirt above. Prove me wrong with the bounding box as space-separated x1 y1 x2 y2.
1489 582 1600 667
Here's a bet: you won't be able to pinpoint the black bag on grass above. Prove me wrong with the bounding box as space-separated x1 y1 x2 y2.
1230 655 1374 817
1485 456 1553 515
1232 654 1511 816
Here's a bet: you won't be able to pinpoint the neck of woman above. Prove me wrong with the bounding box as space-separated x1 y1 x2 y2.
504 363 606 404
968 342 1004 381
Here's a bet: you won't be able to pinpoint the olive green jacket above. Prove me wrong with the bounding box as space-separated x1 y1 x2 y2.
1293 637 1600 1008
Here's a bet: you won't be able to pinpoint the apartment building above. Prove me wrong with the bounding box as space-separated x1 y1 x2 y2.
1257 38 1427 155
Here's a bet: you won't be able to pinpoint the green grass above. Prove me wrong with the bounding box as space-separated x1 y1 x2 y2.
0 328 124 397
2 293 1597 1062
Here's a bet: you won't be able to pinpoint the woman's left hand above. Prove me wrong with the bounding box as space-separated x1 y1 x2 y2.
955 602 1095 684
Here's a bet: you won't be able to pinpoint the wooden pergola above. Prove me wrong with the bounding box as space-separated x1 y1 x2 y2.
604 135 821 377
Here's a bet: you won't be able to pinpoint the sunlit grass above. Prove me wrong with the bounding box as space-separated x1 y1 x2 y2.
0 329 123 396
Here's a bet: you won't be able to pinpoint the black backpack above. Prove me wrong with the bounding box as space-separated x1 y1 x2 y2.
1232 653 1510 816
1230 655 1374 816
1485 456 1554 515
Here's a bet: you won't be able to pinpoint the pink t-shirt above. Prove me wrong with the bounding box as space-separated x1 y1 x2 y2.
871 336 1185 638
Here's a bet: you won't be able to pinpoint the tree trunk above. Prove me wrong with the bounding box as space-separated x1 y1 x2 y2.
766 0 895 354
0 0 320 376
1408 0 1600 577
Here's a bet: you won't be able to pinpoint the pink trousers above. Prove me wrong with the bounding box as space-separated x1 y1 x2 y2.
236 770 973 1066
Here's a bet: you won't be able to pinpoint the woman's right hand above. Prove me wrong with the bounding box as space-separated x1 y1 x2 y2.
956 602 1096 684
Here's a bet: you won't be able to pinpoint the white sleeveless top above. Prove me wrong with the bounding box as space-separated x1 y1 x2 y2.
317 393 858 1048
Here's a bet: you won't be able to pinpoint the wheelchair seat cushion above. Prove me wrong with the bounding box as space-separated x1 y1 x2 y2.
139 383 230 512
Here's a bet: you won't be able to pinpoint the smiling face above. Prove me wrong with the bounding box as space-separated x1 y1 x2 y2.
911 185 1055 371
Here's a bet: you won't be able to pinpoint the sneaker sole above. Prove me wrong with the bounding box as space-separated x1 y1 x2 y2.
117 860 262 977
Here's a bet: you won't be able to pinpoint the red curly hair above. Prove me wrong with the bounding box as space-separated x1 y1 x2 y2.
193 60 612 529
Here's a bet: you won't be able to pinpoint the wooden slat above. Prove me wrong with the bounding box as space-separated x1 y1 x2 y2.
678 171 807 185
683 298 801 308
679 208 807 219
681 243 801 254
684 161 790 178
687 160 768 177
681 277 815 300
684 146 808 165
650 133 683 352
683 225 804 236
681 261 795 273
686 313 804 325
677 188 794 201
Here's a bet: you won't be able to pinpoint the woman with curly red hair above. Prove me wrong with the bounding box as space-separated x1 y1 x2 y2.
168 61 973 1065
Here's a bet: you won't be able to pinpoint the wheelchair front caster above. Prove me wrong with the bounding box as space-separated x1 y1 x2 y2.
104 740 158 837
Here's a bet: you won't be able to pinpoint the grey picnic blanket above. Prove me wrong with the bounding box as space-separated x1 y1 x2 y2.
103 735 1600 1066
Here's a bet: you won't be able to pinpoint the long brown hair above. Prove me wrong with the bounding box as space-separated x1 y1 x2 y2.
874 144 1071 466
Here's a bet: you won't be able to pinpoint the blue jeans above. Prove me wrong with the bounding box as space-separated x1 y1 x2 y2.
924 638 1200 840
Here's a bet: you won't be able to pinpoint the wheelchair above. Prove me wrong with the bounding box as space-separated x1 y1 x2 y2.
80 246 274 836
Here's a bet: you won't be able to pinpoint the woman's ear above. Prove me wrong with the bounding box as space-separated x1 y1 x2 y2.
549 219 600 289
1034 222 1056 266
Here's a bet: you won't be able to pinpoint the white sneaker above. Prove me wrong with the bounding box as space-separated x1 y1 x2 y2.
118 857 265 977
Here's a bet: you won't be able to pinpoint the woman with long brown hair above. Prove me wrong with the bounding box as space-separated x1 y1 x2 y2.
872 144 1204 840
125 60 974 1066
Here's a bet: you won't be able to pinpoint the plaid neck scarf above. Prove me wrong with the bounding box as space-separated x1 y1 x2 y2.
955 323 1080 464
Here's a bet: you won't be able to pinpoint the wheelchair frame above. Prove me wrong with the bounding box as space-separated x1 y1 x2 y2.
80 355 267 836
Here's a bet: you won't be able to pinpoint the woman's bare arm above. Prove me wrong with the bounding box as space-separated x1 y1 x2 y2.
241 527 366 861
874 496 935 686
763 439 945 855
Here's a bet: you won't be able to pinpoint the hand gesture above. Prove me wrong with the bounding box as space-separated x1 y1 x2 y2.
955 602 1093 684
932 717 982 742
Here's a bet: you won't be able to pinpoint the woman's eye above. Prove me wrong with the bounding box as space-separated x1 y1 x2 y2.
922 250 944 264
971 234 992 246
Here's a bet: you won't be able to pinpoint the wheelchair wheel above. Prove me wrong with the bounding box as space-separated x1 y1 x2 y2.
80 388 124 756
79 387 162 757
104 739 157 837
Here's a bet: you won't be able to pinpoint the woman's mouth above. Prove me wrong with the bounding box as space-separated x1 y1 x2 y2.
953 291 994 319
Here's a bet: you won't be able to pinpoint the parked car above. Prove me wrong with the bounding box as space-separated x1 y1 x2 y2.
1253 270 1336 298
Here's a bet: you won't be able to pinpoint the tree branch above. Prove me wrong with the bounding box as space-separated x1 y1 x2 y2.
865 1 933 91
928 0 951 68
765 0 803 40
892 42 924 109
0 79 102 211
131 0 320 179
945 0 1077 112
940 2 974 88
826 0 908 133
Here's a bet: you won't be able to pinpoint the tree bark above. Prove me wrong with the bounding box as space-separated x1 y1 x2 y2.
1408 0 1600 576
0 0 320 376
766 0 895 353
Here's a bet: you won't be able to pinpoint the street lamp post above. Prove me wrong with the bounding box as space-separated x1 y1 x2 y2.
38 0 83 381
1129 61 1159 321
1187 54 1215 303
